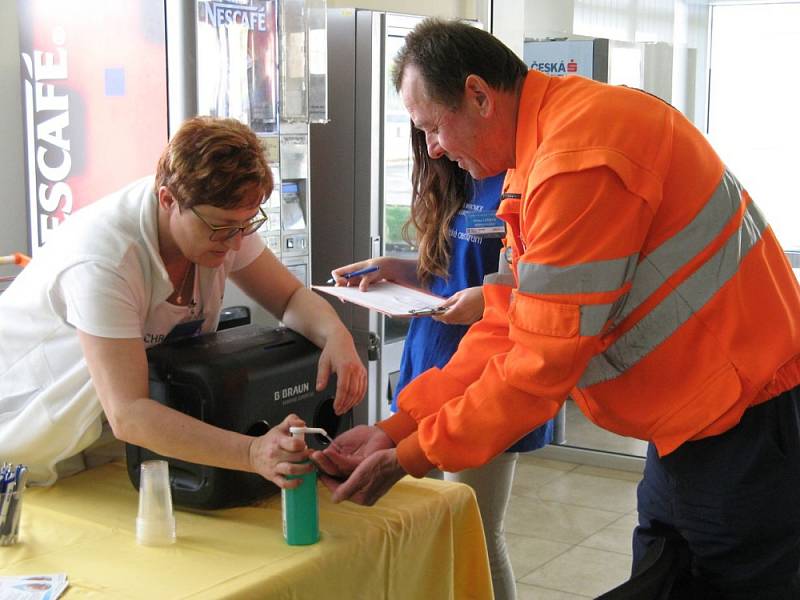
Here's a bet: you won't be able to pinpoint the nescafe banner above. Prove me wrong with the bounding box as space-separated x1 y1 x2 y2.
17 1 168 250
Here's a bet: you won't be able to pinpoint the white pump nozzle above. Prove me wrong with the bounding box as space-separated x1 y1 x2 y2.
289 426 333 444
289 426 328 439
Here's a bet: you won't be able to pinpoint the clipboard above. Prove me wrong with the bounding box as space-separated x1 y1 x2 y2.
312 281 447 318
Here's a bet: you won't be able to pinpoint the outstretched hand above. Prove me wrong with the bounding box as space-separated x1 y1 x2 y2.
311 425 393 477
311 425 403 504
322 448 406 505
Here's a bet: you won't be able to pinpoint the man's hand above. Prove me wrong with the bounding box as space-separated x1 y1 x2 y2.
311 426 403 505
321 448 406 505
310 425 394 479
316 328 368 415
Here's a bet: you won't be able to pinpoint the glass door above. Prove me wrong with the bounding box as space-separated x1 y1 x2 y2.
381 14 421 346
374 14 423 420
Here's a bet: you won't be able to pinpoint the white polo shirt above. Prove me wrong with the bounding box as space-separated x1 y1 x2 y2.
0 176 264 484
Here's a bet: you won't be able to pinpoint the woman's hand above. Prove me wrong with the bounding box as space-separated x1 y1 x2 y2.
433 286 485 325
248 413 313 489
330 257 387 291
316 326 368 414
329 257 419 291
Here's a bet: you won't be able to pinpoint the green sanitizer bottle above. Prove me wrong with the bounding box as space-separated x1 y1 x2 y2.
282 426 322 545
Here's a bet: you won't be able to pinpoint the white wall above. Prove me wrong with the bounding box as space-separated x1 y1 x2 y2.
643 42 674 103
492 0 526 57
0 1 28 257
523 0 575 39
327 0 479 19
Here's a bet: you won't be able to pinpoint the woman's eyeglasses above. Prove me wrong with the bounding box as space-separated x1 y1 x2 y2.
190 206 268 242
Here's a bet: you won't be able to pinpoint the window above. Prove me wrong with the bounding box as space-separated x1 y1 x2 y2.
707 2 800 251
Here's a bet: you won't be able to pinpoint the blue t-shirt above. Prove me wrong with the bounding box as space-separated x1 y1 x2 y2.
392 173 553 453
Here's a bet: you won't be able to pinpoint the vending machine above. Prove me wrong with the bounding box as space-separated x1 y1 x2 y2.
167 0 328 325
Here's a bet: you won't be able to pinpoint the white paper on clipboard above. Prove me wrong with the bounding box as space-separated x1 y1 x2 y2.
312 281 446 318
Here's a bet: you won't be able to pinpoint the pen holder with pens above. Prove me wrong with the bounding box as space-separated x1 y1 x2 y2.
0 464 28 546
0 490 23 546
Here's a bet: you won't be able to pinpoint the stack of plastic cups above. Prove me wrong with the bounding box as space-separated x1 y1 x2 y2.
136 460 176 546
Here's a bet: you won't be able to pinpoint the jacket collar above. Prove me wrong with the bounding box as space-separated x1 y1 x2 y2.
513 70 550 178
501 71 550 209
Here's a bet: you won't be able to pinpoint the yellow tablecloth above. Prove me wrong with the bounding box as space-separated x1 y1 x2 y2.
0 462 493 599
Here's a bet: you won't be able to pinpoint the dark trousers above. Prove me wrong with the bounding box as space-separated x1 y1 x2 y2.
634 385 800 599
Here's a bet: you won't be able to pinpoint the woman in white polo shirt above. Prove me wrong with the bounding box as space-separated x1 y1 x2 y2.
0 116 367 487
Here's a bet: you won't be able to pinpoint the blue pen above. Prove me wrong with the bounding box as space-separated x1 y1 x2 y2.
327 265 379 284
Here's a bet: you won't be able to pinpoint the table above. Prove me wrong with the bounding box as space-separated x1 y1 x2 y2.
0 462 493 599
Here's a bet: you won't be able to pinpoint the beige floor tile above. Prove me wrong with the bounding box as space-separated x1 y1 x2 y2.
528 470 638 513
520 545 632 597
573 464 643 483
516 455 580 473
505 532 572 579
505 494 621 545
579 512 637 556
508 447 645 596
516 582 591 599
511 455 577 497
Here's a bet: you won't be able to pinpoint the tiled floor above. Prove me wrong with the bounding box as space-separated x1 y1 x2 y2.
563 400 648 458
507 454 644 599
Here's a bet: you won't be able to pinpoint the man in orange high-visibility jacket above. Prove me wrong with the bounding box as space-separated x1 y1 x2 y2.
312 18 800 597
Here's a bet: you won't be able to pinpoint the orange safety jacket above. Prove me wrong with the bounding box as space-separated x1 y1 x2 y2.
379 70 800 477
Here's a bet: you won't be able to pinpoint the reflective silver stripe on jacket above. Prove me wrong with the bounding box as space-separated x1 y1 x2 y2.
579 189 766 388
484 272 515 287
614 170 745 326
518 255 639 295
516 255 638 336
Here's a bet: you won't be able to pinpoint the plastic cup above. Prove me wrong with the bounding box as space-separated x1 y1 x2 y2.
136 460 176 546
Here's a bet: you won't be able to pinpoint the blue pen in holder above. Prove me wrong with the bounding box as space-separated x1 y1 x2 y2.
0 464 28 546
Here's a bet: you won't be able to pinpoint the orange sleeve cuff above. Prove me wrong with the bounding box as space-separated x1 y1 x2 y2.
396 431 435 478
376 410 418 446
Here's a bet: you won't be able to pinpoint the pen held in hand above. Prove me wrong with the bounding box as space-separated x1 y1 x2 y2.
326 265 380 285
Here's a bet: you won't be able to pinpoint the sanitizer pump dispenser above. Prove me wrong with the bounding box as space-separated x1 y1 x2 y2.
282 426 323 545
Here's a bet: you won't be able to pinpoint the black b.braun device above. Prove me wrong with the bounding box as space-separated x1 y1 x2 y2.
126 324 352 509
